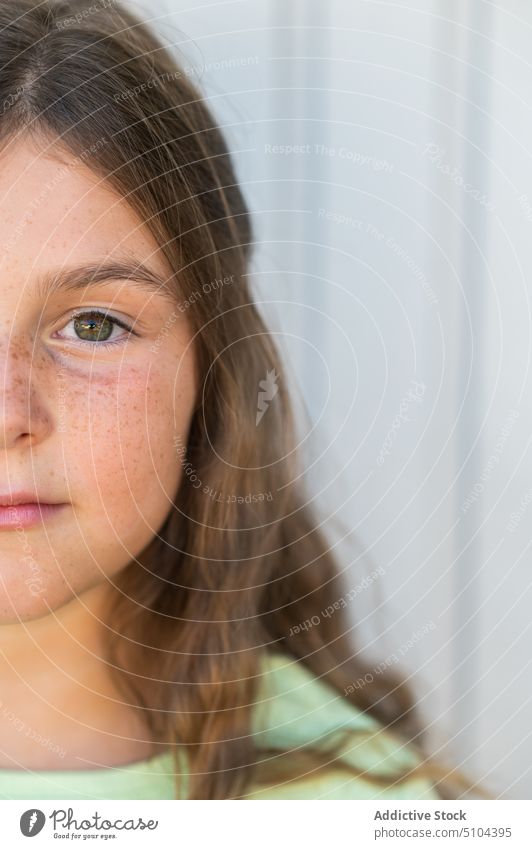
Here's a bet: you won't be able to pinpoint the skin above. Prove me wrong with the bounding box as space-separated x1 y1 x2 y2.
0 136 197 769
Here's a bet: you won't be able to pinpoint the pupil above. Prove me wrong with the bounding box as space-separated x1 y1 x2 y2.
74 314 113 342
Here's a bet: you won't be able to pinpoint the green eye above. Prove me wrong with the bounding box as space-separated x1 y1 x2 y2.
55 309 135 347
74 312 114 342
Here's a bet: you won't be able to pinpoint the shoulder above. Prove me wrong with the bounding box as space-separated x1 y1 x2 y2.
247 651 439 800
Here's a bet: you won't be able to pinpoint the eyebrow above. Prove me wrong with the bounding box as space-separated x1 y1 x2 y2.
35 259 175 302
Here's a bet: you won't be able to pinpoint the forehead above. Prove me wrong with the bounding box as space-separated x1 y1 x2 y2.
0 136 170 285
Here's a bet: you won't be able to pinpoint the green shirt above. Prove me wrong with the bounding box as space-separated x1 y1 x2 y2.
0 652 438 800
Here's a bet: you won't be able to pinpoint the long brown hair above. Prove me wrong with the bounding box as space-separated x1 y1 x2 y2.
0 0 483 799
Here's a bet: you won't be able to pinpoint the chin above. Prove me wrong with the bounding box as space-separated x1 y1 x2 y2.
0 578 79 624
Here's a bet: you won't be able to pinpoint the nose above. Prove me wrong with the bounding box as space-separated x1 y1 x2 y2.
0 339 53 451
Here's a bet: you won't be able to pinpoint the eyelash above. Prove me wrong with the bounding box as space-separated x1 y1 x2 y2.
55 309 137 348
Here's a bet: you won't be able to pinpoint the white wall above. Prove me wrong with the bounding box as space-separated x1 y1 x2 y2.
132 0 531 798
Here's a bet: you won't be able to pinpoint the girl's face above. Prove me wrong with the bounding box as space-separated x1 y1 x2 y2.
0 137 197 624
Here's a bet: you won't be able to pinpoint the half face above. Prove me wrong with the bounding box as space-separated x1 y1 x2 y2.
0 135 197 623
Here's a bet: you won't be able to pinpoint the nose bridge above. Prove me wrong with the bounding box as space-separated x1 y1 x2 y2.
0 333 31 388
0 335 50 448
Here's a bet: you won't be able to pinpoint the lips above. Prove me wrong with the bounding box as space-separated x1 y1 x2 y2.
0 500 67 530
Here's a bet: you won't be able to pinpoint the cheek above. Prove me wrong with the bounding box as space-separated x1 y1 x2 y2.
62 364 186 532
0 359 196 624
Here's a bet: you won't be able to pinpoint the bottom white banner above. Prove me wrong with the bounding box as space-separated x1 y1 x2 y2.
1 800 530 848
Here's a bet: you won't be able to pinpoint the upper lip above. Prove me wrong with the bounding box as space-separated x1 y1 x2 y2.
0 491 61 506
